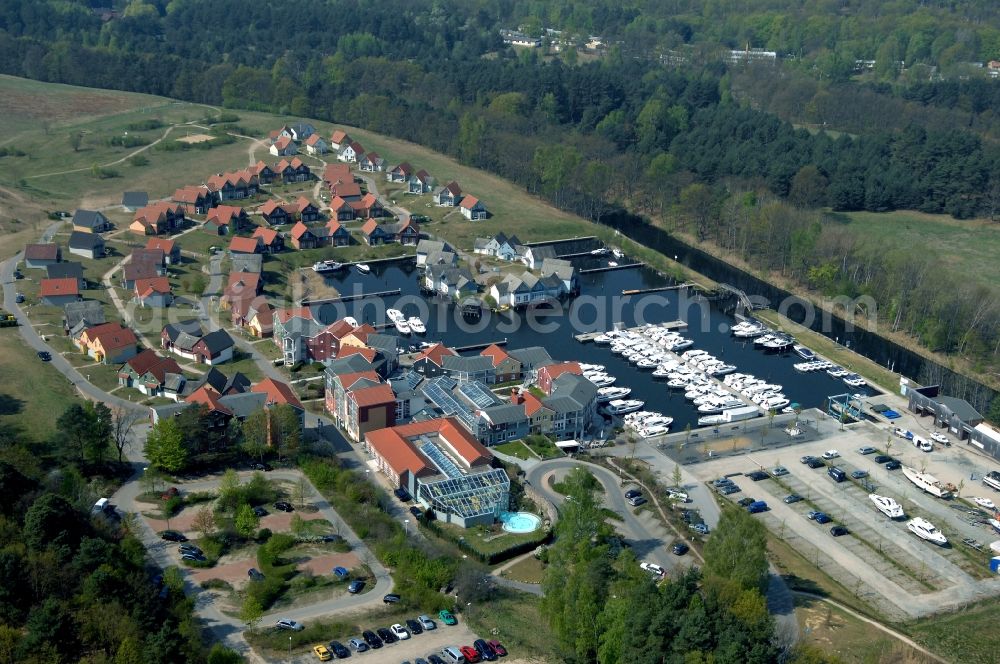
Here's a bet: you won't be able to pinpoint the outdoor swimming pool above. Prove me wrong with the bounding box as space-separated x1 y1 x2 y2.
500 511 542 534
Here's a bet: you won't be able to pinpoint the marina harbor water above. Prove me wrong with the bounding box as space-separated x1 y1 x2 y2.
321 257 877 432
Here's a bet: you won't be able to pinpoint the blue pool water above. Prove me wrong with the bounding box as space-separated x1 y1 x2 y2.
500 511 541 534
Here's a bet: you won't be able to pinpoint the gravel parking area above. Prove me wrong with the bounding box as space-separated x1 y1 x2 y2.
289 622 484 663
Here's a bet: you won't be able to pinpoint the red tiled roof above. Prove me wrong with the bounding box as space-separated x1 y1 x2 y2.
361 219 379 235
274 307 314 324
305 134 323 146
296 196 317 211
414 343 456 367
251 377 303 410
333 371 380 391
480 343 511 367
338 346 376 362
349 383 395 408
135 276 171 297
539 362 581 382
206 205 244 226
359 192 380 208
24 243 59 261
124 349 182 383
460 195 481 210
392 162 413 176
330 130 350 144
289 221 313 240
40 277 79 297
365 417 492 478
85 322 137 351
252 226 279 245
322 163 352 184
273 136 292 150
226 271 260 294
329 195 351 211
442 180 462 196
172 185 210 204
511 390 548 417
228 236 260 253
330 182 361 198
185 385 230 415
325 219 344 235
146 238 176 254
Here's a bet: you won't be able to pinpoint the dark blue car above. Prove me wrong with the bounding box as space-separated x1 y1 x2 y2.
332 566 349 578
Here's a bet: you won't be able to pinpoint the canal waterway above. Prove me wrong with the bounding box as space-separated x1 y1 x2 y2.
322 259 875 431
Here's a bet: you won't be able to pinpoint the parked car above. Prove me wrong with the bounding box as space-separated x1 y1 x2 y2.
36 350 51 361
362 630 382 649
251 462 272 471
851 470 868 479
332 566 349 578
347 638 368 653
665 488 689 502
747 500 769 514
814 513 832 524
770 466 789 477
712 477 735 487
627 495 647 507
746 470 769 481
821 450 840 460
348 580 365 594
830 525 849 537
312 644 332 661
460 645 482 663
376 627 396 644
640 562 665 577
16 293 25 303
383 593 401 604
409 505 424 518
799 456 817 464
438 609 457 625
406 618 424 634
784 494 803 504
328 641 350 658
391 623 411 640
179 544 202 556
427 656 446 664
487 640 508 656
418 614 437 630
718 484 741 495
276 619 304 631
252 506 268 517
394 487 412 502
672 542 690 556
857 446 877 455
885 460 902 470
181 552 205 562
474 639 498 661
274 501 294 512
159 530 187 542
737 497 756 507
930 432 950 445
874 454 892 464
691 523 710 535
624 488 642 499
806 457 826 469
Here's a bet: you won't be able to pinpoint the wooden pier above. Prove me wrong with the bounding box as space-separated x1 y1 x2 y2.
454 339 507 352
622 283 694 295
300 288 401 306
579 262 643 274
522 236 596 247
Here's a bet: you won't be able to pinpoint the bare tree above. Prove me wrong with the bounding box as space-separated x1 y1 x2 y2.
110 407 142 463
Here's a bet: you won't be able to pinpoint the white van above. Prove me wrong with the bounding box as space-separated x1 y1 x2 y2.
440 646 466 664
913 436 933 452
92 498 110 513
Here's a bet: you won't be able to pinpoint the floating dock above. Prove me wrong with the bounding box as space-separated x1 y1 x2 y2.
301 288 401 306
622 283 694 295
579 262 643 274
454 339 508 352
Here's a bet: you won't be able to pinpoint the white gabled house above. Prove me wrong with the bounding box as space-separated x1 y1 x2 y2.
304 134 328 155
433 181 462 206
337 140 364 163
473 232 523 261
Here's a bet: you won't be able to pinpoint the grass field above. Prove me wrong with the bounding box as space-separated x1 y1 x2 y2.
907 595 1000 664
0 328 81 440
825 210 1000 291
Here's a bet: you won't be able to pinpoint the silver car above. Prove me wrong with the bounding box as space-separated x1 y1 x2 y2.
418 614 437 630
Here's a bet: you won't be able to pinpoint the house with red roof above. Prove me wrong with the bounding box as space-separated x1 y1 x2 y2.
39 277 81 306
324 219 351 246
134 276 173 308
146 237 180 264
269 135 297 157
359 152 385 172
342 383 396 442
247 302 275 338
130 202 185 236
118 349 185 399
249 160 276 184
274 157 311 184
222 271 263 305
75 322 138 365
510 389 555 434
329 129 351 151
329 180 362 201
433 181 463 207
251 377 305 425
296 196 321 222
204 205 249 235
206 170 259 201
337 140 364 163
412 343 457 378
408 169 434 194
386 162 413 183
289 221 321 250
363 417 504 527
226 290 272 330
460 195 488 220
361 219 393 246
304 133 328 155
353 192 386 219
537 362 582 395
259 199 297 226
322 162 352 187
171 186 215 214
481 344 522 383
328 196 355 221
251 226 284 253
228 235 262 255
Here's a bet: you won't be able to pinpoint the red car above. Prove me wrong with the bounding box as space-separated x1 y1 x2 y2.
487 640 507 656
460 645 481 663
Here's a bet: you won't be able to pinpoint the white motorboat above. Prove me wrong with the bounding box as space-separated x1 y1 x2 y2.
607 261 619 267
640 425 670 437
763 397 790 410
669 338 695 351
902 467 954 499
594 334 615 344
355 263 371 274
606 399 644 415
597 386 632 402
844 375 868 388
579 363 605 373
312 260 343 273
794 345 815 360
586 374 616 387
711 364 737 376
827 367 848 377
387 309 405 322
973 497 997 510
907 517 948 546
869 494 905 519
636 359 658 370
988 519 1000 535
590 247 610 256
394 318 411 335
407 317 426 334
698 414 726 426
343 316 359 328
666 378 689 389
612 248 624 259
753 334 775 346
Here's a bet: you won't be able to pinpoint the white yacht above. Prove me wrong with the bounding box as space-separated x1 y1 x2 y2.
579 363 605 373
586 374 616 388
902 467 954 498
869 494 905 519
387 309 405 322
640 425 670 437
794 345 815 360
311 260 343 273
590 247 610 256
407 317 426 334
907 517 948 546
394 318 411 335
698 414 726 426
844 374 868 388
612 248 624 259
343 316 359 328
355 263 371 274
597 386 632 402
606 399 644 415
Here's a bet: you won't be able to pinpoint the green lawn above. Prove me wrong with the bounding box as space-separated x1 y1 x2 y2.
825 210 1000 291
907 595 1000 664
522 434 564 460
0 329 82 440
464 591 560 662
493 440 535 460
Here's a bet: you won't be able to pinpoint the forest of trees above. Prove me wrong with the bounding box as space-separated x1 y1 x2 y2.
0 404 237 663
1 0 999 385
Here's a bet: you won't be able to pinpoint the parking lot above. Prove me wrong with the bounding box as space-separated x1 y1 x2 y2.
287 620 488 663
685 419 1000 621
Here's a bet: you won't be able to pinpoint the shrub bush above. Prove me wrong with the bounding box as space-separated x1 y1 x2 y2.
257 528 272 543
199 578 232 590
